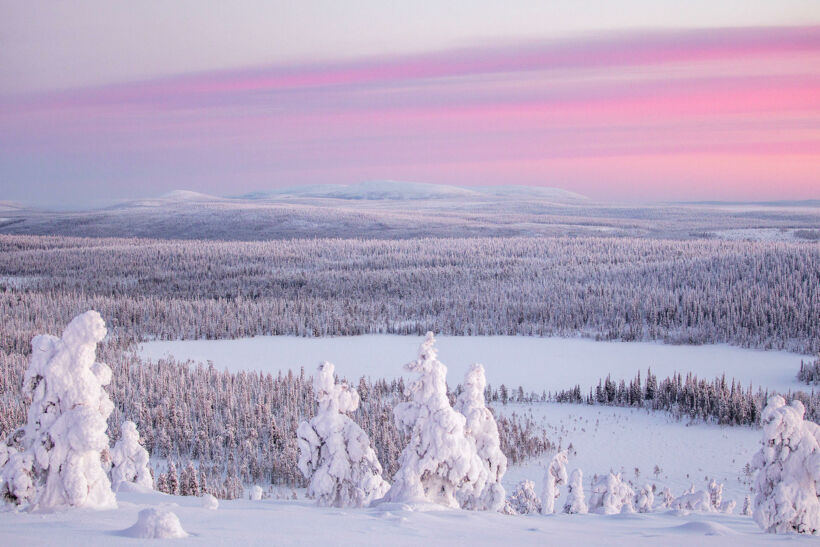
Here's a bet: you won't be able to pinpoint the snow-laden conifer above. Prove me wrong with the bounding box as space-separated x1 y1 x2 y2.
751 395 820 534
503 480 541 515
110 421 152 490
541 450 568 514
563 468 588 514
382 333 483 507
454 363 507 511
588 472 634 514
635 484 654 513
297 361 388 507
0 311 116 510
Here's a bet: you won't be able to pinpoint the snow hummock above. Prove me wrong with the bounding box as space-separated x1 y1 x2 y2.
0 310 116 511
120 507 188 539
201 493 219 510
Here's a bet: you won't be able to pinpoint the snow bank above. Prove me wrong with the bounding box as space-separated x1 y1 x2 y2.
121 507 188 539
201 493 219 510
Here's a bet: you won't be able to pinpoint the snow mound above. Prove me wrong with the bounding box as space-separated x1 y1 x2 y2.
121 508 187 539
668 521 737 536
201 493 219 510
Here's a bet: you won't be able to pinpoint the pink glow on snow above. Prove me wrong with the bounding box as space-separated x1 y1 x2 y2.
1 26 818 201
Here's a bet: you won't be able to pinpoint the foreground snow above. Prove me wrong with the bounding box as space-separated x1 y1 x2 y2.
139 334 810 393
0 486 810 546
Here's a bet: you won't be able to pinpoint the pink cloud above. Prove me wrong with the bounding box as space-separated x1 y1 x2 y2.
1 26 818 201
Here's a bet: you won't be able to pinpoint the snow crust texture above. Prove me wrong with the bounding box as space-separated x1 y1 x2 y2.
297 361 389 507
0 310 116 511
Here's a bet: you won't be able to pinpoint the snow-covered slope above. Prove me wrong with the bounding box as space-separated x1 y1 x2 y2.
473 185 588 200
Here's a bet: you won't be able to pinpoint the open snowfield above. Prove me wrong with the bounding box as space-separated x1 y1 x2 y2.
0 486 793 547
139 335 810 393
497 404 759 505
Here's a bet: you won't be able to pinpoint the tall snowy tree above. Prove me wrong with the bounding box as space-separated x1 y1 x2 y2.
0 311 116 510
382 333 483 508
110 421 153 490
563 468 588 514
752 396 820 534
454 363 507 511
297 361 389 507
541 450 568 514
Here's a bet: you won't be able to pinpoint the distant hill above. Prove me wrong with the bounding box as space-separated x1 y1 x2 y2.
240 181 587 201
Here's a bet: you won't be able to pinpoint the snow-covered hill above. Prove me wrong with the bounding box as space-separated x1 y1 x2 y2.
242 180 482 200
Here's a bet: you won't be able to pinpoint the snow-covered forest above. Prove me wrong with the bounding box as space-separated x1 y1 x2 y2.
1 235 817 353
1 232 819 540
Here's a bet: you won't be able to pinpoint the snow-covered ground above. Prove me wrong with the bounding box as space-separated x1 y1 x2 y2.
497 404 759 505
0 468 800 546
139 334 809 393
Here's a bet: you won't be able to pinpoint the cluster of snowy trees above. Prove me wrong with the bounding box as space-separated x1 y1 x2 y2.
296 335 508 510
502 450 736 517
551 369 820 427
798 356 820 385
1 234 817 356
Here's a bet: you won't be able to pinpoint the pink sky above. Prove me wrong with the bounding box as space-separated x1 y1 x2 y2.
1 26 818 205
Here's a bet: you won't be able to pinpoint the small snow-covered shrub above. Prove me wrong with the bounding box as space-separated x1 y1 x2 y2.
110 421 152 490
563 468 588 514
671 489 712 512
297 362 388 507
382 334 483 508
503 480 541 515
635 484 654 513
454 363 507 511
541 450 568 514
588 473 634 515
752 395 820 534
249 485 264 501
743 495 753 516
720 499 736 514
122 508 187 539
0 311 116 510
201 493 219 510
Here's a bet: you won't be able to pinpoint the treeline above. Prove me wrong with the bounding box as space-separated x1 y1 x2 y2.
0 349 552 498
1 234 818 355
551 368 820 426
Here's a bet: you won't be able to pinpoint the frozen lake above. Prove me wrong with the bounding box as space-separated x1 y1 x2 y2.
138 335 810 393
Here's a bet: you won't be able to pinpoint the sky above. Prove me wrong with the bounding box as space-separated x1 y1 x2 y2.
1 1 819 207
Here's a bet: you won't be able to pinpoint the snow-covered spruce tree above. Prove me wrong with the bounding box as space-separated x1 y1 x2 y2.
382 333 484 508
503 480 541 515
751 395 820 534
708 478 723 510
541 450 568 514
635 484 654 513
588 472 634 514
563 468 588 514
110 421 152 491
297 361 389 507
454 363 507 511
743 495 753 516
0 311 116 510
